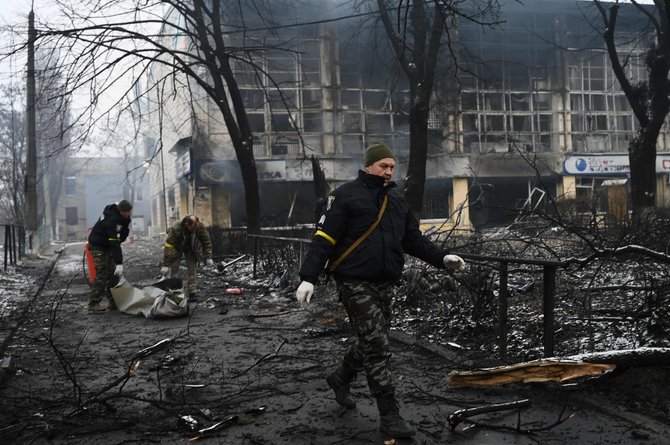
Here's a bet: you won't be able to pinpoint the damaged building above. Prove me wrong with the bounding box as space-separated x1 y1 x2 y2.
145 0 670 233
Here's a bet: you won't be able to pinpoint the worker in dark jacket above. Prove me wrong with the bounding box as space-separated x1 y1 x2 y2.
296 143 465 438
160 215 213 299
87 199 132 312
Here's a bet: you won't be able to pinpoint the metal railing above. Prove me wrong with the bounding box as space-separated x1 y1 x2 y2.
456 253 563 360
245 234 652 361
248 233 311 278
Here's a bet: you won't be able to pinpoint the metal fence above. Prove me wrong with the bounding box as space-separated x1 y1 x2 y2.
243 232 644 361
2 225 25 271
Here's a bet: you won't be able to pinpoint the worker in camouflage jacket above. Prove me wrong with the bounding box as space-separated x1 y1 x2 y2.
295 143 466 439
160 215 214 299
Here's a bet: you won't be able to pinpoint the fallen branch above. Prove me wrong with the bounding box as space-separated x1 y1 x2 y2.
232 339 286 378
188 406 266 440
46 289 83 406
447 359 615 388
455 404 575 434
248 310 301 318
565 244 670 266
68 336 182 415
564 347 670 370
448 399 531 431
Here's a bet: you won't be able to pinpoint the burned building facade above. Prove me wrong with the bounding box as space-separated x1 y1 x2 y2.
147 0 670 233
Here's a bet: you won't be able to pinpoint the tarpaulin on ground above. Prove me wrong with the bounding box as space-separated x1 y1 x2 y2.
111 277 188 318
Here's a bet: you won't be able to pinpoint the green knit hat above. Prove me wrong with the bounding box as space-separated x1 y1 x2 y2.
364 143 395 167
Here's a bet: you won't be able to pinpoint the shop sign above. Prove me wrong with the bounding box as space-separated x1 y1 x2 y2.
564 154 670 175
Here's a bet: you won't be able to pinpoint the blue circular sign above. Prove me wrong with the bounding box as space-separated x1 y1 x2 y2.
575 158 587 172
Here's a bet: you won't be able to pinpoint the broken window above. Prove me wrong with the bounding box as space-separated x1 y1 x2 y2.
363 90 388 110
343 112 362 132
341 89 361 109
270 113 294 132
247 113 265 132
538 114 551 132
300 40 321 85
510 93 529 112
267 56 297 85
241 89 265 110
340 61 361 87
301 89 322 109
341 134 364 155
366 114 391 133
591 95 606 111
485 115 505 132
462 92 478 111
534 93 551 111
512 115 531 132
394 111 410 131
303 112 323 132
65 207 78 225
65 176 76 196
616 115 633 132
484 93 503 110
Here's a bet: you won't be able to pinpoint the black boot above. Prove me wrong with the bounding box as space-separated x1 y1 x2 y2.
375 386 415 438
326 365 357 409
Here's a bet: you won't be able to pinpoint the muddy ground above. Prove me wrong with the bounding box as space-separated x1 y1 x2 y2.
1 239 670 444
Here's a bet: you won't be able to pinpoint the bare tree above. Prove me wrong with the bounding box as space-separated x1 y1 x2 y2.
0 84 26 226
373 0 501 214
594 0 670 220
17 0 311 234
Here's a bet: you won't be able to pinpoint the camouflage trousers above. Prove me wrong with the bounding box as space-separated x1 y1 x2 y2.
89 245 119 306
336 276 395 394
165 250 199 294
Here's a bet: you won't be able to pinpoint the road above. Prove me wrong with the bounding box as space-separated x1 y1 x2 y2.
0 239 668 444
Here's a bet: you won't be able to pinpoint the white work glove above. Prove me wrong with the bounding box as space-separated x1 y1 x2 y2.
114 264 124 277
443 254 465 271
160 266 169 276
296 281 314 303
205 258 214 267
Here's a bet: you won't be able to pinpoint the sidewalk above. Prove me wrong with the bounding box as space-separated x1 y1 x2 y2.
0 239 669 444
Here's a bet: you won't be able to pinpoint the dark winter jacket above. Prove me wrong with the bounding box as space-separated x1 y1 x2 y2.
299 170 447 284
163 220 213 264
87 204 131 265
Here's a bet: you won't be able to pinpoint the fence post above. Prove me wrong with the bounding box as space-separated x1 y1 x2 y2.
298 241 304 268
498 261 509 361
543 265 557 357
10 225 16 265
3 225 7 271
253 236 258 279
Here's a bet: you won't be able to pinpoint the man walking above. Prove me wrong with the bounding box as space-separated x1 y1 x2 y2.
87 199 133 312
295 143 465 438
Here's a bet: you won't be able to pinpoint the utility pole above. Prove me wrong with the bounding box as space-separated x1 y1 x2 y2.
25 8 37 248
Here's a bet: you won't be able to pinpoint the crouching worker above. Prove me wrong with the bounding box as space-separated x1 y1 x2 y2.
87 199 133 312
160 215 213 300
295 143 465 438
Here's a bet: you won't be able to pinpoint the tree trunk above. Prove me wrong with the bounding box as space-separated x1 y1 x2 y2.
376 0 444 217
404 84 431 215
236 144 261 234
310 155 329 222
595 1 670 221
193 0 261 234
628 136 657 221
